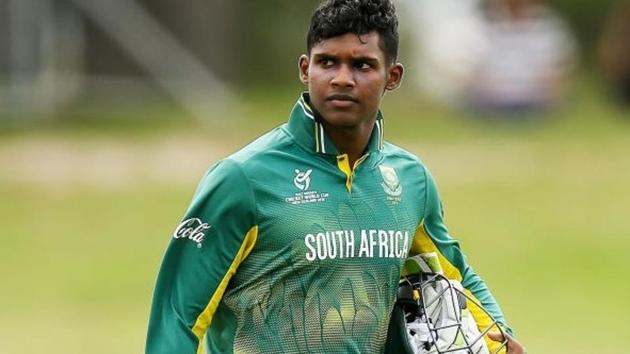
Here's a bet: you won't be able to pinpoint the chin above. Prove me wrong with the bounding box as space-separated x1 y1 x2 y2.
321 112 362 127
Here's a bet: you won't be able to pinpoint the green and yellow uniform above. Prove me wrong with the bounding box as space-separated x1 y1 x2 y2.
146 94 511 354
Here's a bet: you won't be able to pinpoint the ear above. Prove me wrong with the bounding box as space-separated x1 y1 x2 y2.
385 63 404 91
298 55 310 85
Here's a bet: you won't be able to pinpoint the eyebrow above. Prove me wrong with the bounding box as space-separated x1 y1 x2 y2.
312 53 380 63
353 56 379 64
312 53 335 60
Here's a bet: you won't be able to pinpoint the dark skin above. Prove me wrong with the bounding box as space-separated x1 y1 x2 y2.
300 31 527 354
489 331 527 354
299 32 403 167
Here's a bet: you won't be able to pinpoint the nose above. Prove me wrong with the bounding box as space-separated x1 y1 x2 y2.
331 64 355 88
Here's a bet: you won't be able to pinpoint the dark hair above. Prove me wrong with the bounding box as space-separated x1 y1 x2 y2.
306 0 399 63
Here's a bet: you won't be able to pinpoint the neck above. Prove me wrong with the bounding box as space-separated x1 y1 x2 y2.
320 119 375 168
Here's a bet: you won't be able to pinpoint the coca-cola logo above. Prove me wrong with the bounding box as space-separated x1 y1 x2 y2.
173 218 211 248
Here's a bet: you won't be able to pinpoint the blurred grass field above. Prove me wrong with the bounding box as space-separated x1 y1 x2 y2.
1 77 629 353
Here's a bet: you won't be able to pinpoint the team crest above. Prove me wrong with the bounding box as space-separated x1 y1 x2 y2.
379 165 402 203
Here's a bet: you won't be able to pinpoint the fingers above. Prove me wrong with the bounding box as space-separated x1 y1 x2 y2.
487 331 504 342
488 331 527 354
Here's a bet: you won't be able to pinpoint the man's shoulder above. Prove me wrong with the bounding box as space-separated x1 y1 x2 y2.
207 123 302 184
381 141 429 172
226 124 293 165
194 125 293 194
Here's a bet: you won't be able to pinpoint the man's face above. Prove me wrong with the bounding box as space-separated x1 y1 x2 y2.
299 32 403 129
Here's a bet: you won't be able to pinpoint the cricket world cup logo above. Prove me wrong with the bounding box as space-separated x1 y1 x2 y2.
293 169 312 191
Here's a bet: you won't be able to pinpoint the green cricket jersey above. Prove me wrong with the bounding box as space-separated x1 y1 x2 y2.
146 94 511 354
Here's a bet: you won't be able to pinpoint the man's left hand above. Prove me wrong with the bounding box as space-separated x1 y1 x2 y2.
488 331 526 354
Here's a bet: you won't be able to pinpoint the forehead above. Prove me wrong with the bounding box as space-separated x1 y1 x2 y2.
310 32 385 61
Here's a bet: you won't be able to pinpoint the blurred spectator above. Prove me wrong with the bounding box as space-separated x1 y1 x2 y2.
403 0 489 105
466 0 576 115
598 1 630 107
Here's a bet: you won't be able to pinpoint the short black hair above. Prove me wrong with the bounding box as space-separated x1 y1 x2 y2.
306 0 399 64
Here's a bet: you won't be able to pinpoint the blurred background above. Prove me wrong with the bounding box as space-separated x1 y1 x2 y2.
0 0 629 353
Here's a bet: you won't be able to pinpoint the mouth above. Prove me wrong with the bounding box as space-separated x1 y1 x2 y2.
326 94 359 103
326 94 358 107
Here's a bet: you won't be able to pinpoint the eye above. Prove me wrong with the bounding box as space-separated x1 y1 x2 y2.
319 58 335 67
355 61 372 70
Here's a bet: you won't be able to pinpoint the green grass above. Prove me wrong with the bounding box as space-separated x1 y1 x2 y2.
0 185 188 353
0 77 628 353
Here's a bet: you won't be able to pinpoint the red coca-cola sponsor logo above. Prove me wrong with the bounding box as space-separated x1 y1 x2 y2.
173 218 211 247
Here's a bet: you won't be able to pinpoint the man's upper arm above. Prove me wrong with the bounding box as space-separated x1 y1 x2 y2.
146 159 258 354
409 167 512 336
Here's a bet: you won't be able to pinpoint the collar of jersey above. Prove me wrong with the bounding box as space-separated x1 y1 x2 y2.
286 92 384 156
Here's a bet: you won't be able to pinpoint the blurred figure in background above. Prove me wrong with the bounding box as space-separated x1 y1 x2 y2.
466 0 576 115
598 1 630 108
404 0 489 106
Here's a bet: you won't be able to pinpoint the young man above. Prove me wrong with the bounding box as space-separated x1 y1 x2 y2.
146 1 525 353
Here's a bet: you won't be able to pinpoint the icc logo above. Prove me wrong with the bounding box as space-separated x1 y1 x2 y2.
293 169 312 191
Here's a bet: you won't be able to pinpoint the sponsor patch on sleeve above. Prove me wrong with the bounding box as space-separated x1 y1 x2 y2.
172 218 211 248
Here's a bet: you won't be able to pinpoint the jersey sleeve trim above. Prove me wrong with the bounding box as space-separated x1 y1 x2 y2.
411 224 506 353
191 225 259 351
